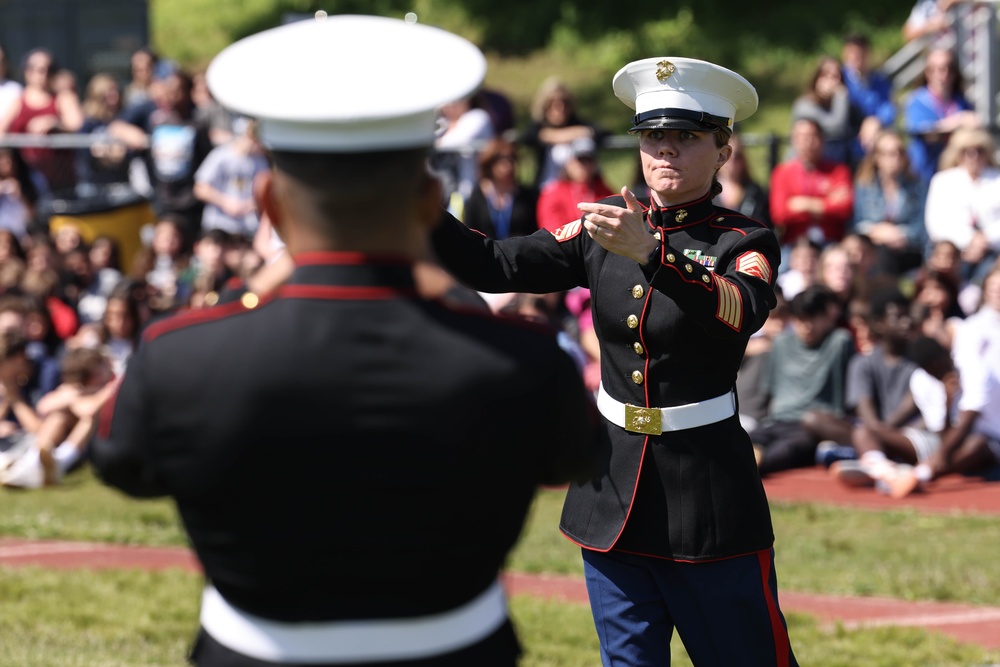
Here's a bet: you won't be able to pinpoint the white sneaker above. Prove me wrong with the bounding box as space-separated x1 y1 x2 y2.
831 460 877 488
0 445 44 489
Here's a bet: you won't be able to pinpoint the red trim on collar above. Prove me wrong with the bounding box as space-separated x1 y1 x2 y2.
292 251 412 266
142 300 264 342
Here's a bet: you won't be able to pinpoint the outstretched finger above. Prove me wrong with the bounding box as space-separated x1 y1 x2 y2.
621 186 641 213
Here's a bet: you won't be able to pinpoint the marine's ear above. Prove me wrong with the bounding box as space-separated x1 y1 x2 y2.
415 167 445 231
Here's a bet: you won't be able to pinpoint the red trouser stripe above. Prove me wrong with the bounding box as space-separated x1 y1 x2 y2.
758 550 791 667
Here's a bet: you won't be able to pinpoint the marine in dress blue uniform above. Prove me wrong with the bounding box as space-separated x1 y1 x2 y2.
432 57 798 666
90 14 596 667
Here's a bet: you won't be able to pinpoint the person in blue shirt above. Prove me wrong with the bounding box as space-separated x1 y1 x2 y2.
903 48 979 184
841 33 896 162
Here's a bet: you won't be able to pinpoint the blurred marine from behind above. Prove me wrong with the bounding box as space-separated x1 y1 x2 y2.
92 13 596 667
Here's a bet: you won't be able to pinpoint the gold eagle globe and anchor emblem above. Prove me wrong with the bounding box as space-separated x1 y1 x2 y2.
655 60 676 82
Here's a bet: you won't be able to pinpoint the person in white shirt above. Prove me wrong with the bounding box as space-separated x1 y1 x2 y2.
0 44 23 121
924 128 1000 283
890 266 1000 496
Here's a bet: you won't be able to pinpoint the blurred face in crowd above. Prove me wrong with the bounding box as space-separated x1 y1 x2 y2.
983 271 1000 312
0 310 24 333
915 275 954 312
0 148 13 178
565 152 597 184
545 93 572 126
924 49 955 97
89 237 116 270
813 58 843 100
872 133 906 178
131 50 154 86
23 51 53 91
875 302 914 344
488 149 517 184
791 119 823 166
928 241 960 274
958 138 990 179
792 306 837 348
841 41 868 75
640 128 731 206
152 220 184 258
103 297 134 340
819 246 854 297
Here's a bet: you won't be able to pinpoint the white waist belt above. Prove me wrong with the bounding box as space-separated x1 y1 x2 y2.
199 580 507 664
597 383 736 434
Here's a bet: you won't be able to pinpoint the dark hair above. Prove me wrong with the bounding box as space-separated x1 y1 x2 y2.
867 286 910 322
270 147 430 228
709 127 733 198
0 147 39 206
907 335 951 374
476 138 518 181
790 284 838 318
914 268 963 319
843 33 871 49
60 347 106 385
20 48 58 82
0 328 28 361
197 228 233 247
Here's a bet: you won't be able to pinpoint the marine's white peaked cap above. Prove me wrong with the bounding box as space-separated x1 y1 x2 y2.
206 14 486 152
613 57 758 133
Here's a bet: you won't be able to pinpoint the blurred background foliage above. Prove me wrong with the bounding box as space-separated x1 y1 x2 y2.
152 0 916 181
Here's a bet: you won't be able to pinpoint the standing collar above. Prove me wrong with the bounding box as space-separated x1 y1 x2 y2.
289 251 416 289
646 191 716 229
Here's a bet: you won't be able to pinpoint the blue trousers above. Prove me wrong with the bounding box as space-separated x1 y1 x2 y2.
582 548 798 667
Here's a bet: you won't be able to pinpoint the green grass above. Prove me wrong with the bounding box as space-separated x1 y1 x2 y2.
3 469 1000 665
0 470 185 547
0 567 992 667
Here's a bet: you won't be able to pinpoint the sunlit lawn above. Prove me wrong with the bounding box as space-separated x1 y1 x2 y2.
2 468 999 665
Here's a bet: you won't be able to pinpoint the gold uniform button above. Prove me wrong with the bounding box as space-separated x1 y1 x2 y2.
665 253 675 263
631 370 644 385
685 264 693 273
653 231 662 241
626 314 639 329
631 284 645 299
204 291 219 307
702 274 711 283
633 342 644 355
240 292 260 309
716 217 725 222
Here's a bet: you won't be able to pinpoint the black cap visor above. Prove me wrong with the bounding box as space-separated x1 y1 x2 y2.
628 108 730 134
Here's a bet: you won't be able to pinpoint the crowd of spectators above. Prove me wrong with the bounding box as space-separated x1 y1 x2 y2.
0 18 998 495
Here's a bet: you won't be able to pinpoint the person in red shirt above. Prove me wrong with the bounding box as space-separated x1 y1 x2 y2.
536 136 614 232
769 118 853 250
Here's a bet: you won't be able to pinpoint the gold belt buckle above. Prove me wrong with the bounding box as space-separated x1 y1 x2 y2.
625 404 662 435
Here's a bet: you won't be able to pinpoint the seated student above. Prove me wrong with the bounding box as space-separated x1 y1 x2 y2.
910 266 1000 488
0 346 116 488
850 129 928 276
829 288 921 478
737 289 790 434
750 284 856 475
769 118 854 253
0 329 40 436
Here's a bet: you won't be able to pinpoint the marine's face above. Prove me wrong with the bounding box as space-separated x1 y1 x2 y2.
639 128 730 206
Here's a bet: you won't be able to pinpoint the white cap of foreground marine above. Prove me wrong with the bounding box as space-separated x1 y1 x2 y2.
613 57 758 133
206 13 486 152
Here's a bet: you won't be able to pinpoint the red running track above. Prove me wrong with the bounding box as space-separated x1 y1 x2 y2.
1 467 999 652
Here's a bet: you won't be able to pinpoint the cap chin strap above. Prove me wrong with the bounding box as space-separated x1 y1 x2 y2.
630 108 731 129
